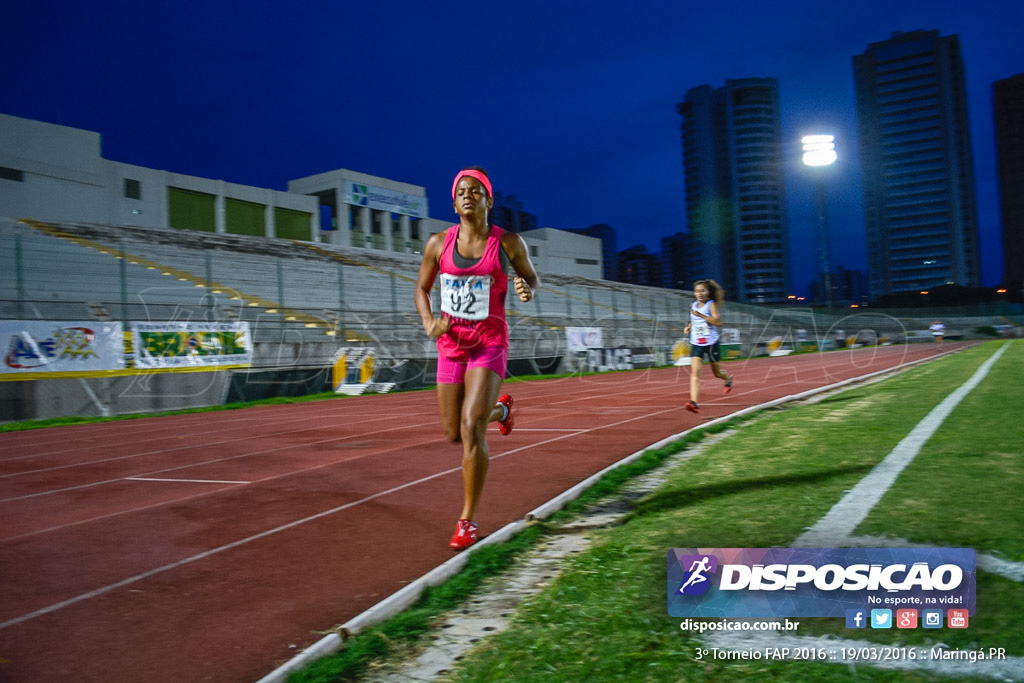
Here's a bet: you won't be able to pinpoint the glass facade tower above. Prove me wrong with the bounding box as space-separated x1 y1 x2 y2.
853 30 981 296
677 78 789 304
994 74 1024 291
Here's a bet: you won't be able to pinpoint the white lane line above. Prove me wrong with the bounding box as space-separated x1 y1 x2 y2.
0 419 442 501
838 534 1024 583
0 346 975 628
0 405 690 629
0 411 416 473
0 464 464 632
0 394 439 462
0 345 943 467
706 344 1020 680
794 343 1007 546
125 477 251 485
1 427 582 543
1 376 679 500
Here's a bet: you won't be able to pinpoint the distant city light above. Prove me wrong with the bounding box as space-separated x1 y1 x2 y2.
802 134 837 166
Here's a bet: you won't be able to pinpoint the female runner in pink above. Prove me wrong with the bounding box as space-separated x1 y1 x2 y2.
415 167 540 550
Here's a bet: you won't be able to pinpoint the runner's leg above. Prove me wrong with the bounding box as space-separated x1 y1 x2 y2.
458 367 504 521
436 382 465 443
711 361 729 381
689 356 703 405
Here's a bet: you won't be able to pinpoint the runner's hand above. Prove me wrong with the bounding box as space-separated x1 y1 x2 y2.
514 276 533 302
423 316 451 339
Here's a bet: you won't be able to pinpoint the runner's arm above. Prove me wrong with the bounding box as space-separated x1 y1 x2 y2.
694 301 722 327
501 232 540 302
415 232 451 338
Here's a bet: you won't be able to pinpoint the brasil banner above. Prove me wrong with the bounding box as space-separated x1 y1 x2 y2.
131 321 252 370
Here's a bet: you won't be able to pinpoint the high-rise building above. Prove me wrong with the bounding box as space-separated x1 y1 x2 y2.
566 223 618 281
811 265 869 307
618 244 663 287
491 191 537 234
853 30 981 297
677 78 789 304
994 73 1024 291
661 232 690 289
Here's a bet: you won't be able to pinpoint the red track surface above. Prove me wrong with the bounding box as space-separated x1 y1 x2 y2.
0 343 967 682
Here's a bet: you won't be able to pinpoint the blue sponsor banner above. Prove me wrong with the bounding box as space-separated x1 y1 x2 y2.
667 548 975 618
2 321 124 375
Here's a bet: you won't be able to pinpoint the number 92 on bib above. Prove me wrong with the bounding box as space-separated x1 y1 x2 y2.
440 274 491 321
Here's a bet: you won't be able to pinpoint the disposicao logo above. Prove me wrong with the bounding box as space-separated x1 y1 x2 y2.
667 548 975 619
676 554 718 595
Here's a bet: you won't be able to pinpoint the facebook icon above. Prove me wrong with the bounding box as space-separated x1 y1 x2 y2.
845 609 866 629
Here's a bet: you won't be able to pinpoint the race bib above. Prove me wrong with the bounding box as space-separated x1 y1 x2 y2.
440 274 491 321
692 320 710 345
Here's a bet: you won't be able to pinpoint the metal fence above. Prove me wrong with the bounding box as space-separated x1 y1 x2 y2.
3 217 1020 372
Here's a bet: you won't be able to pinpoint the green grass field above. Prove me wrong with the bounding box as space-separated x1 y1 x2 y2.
292 340 1023 682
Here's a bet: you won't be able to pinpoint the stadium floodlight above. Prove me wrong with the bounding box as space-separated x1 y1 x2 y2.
802 135 837 167
802 134 837 307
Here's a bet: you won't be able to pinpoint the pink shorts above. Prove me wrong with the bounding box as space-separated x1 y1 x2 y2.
436 345 508 384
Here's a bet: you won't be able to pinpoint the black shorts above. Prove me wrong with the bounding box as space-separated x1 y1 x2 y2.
690 342 721 363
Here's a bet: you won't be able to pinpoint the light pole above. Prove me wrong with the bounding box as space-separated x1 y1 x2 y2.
802 134 836 308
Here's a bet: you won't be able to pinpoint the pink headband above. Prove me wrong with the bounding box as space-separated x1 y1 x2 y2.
451 169 493 199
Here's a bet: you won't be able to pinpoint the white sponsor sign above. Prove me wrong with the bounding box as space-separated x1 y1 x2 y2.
566 327 603 352
1 321 125 374
587 347 632 372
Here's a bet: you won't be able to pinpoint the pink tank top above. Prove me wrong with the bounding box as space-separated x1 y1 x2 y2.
436 225 509 360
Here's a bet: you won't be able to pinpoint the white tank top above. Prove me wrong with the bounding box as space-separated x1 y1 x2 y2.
689 300 719 346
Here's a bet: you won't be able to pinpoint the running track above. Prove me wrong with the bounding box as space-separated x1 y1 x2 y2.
0 343 969 682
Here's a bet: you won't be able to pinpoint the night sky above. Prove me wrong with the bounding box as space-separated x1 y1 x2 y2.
4 0 1022 294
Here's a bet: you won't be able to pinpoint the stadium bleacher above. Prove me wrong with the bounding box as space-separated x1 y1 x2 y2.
1 216 1017 421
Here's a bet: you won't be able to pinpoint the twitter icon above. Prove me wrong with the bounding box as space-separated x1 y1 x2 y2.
870 609 892 629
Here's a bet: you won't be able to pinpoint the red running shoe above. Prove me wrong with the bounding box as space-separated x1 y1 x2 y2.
685 400 699 413
497 394 514 435
724 376 733 394
449 519 479 551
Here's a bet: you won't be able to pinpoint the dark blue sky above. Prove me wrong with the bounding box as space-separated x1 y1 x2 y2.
4 0 1021 294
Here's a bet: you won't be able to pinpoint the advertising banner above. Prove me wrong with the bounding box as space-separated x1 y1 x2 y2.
585 347 659 372
566 327 603 352
1 321 125 375
131 321 252 369
344 181 427 218
667 547 976 619
721 327 743 359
